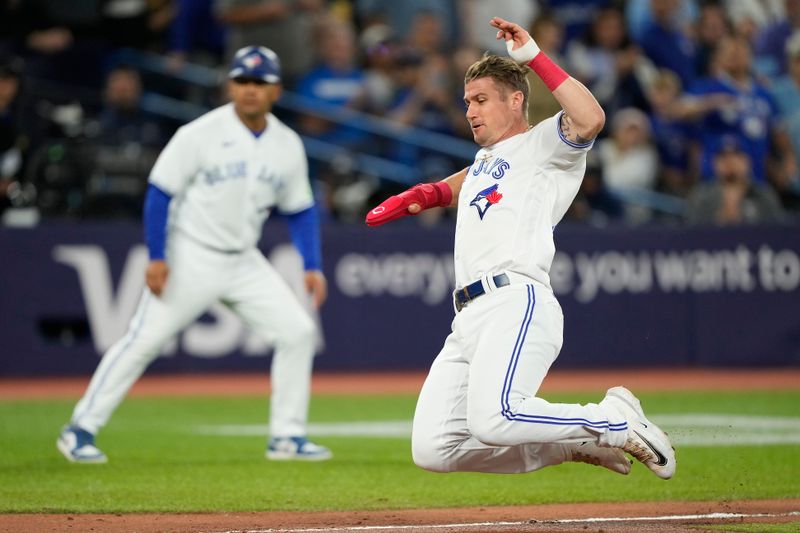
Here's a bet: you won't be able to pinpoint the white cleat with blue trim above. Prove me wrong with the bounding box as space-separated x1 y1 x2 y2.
266 437 332 461
57 425 108 464
603 386 676 479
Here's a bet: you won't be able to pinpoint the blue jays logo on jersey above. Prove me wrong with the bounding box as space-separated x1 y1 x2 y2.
469 184 503 220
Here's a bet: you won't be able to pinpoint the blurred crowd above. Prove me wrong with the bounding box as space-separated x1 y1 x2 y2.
1 0 800 227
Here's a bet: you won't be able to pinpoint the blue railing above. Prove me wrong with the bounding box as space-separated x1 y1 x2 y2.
140 93 420 184
121 49 688 214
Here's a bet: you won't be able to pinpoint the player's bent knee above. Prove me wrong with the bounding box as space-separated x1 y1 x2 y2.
412 444 454 473
411 434 456 473
275 315 316 348
467 410 516 447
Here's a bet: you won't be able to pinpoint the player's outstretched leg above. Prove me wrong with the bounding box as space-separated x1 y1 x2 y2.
601 386 676 479
564 441 631 475
227 251 332 461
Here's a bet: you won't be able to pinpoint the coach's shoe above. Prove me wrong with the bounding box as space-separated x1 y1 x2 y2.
266 437 332 461
602 386 676 479
565 441 632 475
57 425 108 464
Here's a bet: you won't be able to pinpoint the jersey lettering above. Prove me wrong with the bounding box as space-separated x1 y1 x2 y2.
226 161 247 179
203 161 248 185
471 156 510 180
257 166 284 191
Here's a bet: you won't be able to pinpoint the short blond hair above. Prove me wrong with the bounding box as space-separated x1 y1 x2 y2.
465 53 529 115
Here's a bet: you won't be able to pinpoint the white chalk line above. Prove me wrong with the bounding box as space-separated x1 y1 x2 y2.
194 414 800 446
213 510 800 533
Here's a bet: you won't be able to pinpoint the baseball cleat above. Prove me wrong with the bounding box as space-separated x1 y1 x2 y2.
266 437 332 461
57 425 108 464
566 441 632 475
603 386 676 479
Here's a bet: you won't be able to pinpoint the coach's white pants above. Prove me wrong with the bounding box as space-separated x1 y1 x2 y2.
412 279 627 474
71 235 317 438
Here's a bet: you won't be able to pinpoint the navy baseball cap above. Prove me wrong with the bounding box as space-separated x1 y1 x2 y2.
228 46 281 83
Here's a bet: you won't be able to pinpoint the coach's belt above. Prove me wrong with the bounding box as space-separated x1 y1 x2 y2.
454 273 510 312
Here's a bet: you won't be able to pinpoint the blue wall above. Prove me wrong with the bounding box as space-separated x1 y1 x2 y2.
1 221 798 375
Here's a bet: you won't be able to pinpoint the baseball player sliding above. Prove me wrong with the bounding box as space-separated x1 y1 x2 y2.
58 46 332 463
367 18 676 479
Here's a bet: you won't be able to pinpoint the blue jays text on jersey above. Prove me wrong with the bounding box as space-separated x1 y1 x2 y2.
471 155 510 179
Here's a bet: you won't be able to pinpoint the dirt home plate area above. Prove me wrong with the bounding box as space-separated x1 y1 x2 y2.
2 369 799 533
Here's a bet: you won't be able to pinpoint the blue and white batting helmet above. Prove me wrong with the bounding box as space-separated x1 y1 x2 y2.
228 46 281 83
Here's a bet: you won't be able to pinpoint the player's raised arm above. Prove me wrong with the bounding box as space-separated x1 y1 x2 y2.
490 16 605 144
365 167 467 227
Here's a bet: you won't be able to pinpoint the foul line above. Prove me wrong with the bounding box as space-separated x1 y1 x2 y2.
216 510 800 533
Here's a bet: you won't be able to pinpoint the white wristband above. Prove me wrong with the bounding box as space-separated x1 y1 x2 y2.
506 38 540 64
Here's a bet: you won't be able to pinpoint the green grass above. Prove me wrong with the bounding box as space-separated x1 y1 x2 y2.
1 391 799 513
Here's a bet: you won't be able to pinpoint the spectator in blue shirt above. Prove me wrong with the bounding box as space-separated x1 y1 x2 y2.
625 0 698 42
771 32 800 164
168 0 226 69
355 0 459 45
686 36 793 184
754 0 800 78
637 0 697 90
693 2 732 78
768 31 800 209
296 18 368 149
646 69 694 196
539 0 611 45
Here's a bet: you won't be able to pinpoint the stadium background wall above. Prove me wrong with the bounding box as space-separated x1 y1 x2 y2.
1 221 798 376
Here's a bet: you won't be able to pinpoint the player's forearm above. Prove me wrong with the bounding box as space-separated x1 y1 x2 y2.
440 167 468 207
551 78 605 141
497 17 604 140
286 205 322 271
365 170 463 226
143 183 172 260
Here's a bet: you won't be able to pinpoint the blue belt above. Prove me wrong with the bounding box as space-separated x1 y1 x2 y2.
454 273 510 312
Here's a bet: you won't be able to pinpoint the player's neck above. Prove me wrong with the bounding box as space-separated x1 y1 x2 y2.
489 120 530 147
235 109 268 133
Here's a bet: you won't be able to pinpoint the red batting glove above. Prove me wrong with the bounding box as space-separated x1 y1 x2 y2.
365 182 453 227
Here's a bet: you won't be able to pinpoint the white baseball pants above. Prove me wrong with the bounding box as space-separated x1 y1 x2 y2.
412 277 627 473
70 234 317 438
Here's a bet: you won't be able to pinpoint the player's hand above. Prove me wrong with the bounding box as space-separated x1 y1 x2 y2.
490 17 539 64
304 270 328 308
365 183 450 227
146 260 169 296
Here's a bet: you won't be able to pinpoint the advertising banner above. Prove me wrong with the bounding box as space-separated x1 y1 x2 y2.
1 222 798 375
